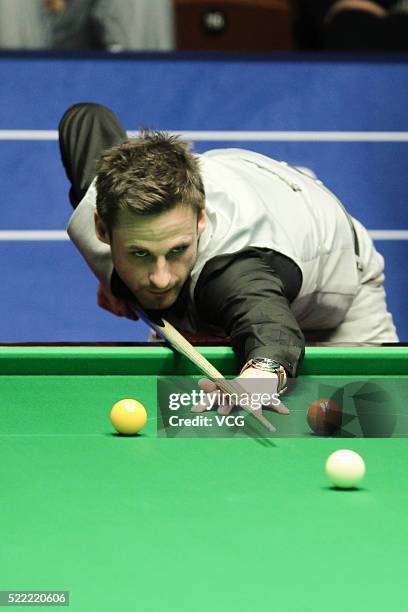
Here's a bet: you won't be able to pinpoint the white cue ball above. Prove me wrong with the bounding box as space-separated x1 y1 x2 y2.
325 449 366 489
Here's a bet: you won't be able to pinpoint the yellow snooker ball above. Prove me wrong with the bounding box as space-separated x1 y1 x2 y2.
110 399 147 435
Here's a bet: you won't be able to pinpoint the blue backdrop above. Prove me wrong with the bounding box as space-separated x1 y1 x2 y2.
0 53 406 340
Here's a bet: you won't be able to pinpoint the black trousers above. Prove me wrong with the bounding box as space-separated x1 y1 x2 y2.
58 103 127 209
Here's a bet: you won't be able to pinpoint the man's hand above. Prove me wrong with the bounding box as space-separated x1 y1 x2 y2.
97 282 138 321
191 367 290 418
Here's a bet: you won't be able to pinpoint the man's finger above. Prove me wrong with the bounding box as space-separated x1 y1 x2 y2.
217 400 233 416
263 398 290 415
198 378 217 393
191 389 217 413
191 402 207 413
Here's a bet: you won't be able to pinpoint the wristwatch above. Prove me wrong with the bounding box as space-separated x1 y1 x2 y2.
240 358 287 394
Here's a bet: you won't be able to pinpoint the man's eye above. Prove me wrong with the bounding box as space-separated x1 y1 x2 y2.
131 251 149 258
171 246 187 254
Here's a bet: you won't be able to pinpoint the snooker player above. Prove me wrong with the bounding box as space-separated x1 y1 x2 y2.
59 103 398 413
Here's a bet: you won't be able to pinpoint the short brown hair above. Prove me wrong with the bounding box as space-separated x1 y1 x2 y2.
95 130 205 231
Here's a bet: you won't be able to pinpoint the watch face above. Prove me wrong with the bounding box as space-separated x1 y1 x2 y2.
252 358 281 369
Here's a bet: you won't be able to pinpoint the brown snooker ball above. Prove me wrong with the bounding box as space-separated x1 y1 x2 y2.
307 398 342 436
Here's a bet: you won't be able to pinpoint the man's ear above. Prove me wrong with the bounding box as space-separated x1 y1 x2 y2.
197 209 206 237
95 211 110 245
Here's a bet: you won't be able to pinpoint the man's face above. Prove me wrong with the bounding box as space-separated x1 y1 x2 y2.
96 204 206 310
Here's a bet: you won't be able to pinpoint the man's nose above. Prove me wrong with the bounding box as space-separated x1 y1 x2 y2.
149 257 171 289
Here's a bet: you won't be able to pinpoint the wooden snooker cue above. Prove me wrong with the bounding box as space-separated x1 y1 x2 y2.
135 308 275 433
